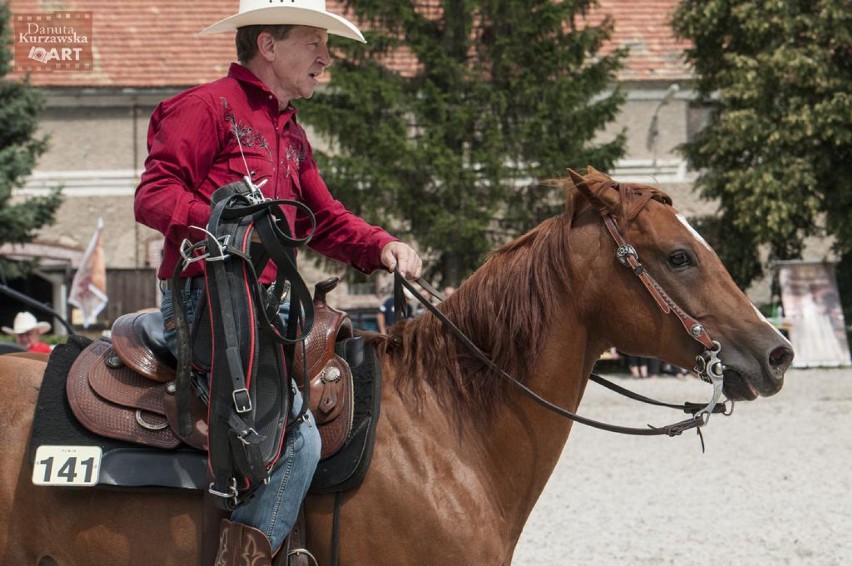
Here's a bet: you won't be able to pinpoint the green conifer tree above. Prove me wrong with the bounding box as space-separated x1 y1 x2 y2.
0 2 62 279
301 0 625 285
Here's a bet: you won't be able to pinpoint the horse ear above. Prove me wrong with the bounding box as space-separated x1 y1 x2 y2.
566 167 618 213
567 168 585 187
564 168 584 207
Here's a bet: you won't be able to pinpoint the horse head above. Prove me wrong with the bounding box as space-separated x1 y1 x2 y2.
567 167 793 400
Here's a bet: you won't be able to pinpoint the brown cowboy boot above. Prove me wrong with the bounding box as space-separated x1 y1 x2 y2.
214 519 274 566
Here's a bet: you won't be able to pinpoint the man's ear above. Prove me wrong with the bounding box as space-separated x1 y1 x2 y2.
256 31 277 62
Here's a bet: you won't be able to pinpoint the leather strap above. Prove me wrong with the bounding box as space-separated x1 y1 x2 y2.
395 274 723 437
587 372 725 415
173 180 318 507
601 214 715 350
331 491 343 566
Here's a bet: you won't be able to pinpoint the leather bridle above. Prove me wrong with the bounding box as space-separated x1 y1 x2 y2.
395 209 730 441
599 213 727 420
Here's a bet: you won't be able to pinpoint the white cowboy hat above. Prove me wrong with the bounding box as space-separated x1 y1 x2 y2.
199 0 365 43
2 311 51 335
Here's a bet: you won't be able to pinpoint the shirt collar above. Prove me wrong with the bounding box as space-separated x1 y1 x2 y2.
227 62 298 119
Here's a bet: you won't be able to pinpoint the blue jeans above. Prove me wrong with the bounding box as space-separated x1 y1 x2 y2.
160 281 321 552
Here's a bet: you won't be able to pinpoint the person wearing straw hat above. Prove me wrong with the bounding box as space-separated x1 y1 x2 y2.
2 312 52 354
135 0 422 562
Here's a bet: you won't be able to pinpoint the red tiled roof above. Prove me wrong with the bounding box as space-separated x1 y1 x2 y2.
8 0 689 88
593 0 691 81
8 0 235 87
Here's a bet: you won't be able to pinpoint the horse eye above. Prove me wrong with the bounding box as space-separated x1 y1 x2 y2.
669 250 691 268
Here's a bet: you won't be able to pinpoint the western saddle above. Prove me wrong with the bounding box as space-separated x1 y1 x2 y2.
66 277 359 458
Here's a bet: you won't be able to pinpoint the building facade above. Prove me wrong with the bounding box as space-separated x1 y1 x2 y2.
3 0 754 331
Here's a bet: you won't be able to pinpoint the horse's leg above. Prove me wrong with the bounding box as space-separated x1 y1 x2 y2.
0 358 204 565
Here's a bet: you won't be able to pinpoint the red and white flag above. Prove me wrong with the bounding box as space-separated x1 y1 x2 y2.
68 218 108 328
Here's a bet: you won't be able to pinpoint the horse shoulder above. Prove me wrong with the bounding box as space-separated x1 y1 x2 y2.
304 358 510 564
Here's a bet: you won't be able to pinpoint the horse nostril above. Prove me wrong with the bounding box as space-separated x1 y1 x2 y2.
768 346 794 372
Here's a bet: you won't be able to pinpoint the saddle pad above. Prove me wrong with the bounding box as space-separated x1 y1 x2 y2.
310 343 382 494
98 448 206 490
29 336 206 490
67 339 180 449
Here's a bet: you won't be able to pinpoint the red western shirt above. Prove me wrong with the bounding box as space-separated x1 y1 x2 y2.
135 63 396 283
28 341 52 354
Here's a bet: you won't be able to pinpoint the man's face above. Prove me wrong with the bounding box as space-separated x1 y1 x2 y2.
270 26 331 104
15 330 38 348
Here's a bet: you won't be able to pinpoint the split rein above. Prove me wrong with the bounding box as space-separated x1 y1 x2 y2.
393 214 732 446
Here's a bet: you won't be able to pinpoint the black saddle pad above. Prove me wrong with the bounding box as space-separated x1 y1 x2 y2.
29 335 206 490
310 342 382 494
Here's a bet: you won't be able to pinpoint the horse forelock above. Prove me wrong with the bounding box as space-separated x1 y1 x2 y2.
391 212 575 420
610 182 674 223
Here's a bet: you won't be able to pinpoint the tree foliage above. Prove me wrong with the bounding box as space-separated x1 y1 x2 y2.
672 0 852 296
0 2 62 279
301 0 625 285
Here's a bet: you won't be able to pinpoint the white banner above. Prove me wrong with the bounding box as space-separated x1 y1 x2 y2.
778 261 851 368
68 218 108 328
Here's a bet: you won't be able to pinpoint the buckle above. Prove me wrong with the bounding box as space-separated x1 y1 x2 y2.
179 226 232 265
233 388 252 413
208 479 238 499
244 175 268 205
236 426 260 445
208 478 240 509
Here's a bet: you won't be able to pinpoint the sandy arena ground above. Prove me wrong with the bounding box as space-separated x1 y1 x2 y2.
512 367 852 566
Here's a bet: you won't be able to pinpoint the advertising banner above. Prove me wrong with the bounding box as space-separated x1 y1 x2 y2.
778 261 851 368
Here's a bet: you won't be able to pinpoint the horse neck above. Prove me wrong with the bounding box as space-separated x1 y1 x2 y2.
390 211 608 540
476 314 596 540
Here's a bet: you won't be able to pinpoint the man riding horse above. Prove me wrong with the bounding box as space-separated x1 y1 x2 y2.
134 0 422 562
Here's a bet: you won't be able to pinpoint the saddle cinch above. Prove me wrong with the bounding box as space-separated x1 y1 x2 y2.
65 277 365 466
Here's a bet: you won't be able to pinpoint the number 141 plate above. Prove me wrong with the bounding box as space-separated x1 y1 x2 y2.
32 445 102 486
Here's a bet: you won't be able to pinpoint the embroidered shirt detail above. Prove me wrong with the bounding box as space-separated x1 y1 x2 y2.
222 97 271 156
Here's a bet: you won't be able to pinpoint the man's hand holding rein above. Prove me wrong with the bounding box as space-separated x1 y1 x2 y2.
381 242 423 280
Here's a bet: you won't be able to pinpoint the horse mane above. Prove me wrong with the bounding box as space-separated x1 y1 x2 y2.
378 171 673 420
378 180 578 418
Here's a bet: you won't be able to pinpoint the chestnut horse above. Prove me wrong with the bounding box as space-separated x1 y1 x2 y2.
0 169 793 565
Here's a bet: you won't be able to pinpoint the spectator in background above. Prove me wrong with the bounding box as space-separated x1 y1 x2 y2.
377 294 413 334
624 353 648 379
662 362 689 379
443 285 456 298
2 312 52 353
646 357 662 379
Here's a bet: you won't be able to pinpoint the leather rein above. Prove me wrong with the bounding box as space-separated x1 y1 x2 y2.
394 212 731 440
